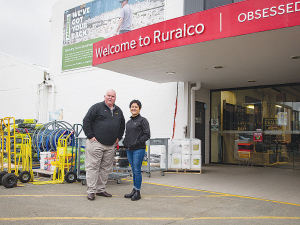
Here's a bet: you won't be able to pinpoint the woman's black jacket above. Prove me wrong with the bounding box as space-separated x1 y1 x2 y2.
123 114 150 150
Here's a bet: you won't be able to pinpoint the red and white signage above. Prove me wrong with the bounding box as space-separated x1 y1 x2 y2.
93 0 300 66
253 132 263 142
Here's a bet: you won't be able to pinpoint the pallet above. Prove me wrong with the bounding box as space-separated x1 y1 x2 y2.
1 163 39 170
2 163 19 170
32 169 53 179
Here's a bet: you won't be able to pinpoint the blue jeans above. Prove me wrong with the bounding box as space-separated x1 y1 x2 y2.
126 149 145 190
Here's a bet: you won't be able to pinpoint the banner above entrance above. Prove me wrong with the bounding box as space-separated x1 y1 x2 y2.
93 0 300 66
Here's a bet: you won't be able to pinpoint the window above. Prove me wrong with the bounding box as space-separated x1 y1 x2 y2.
205 0 234 10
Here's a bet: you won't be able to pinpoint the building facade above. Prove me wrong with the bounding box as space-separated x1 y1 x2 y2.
90 0 300 169
2 0 298 169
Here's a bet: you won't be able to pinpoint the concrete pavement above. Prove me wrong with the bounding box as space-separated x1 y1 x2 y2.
0 164 299 224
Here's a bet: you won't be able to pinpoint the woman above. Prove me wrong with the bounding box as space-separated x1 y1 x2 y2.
123 100 150 201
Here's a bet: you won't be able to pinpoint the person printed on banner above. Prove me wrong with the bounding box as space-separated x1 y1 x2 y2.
115 0 133 35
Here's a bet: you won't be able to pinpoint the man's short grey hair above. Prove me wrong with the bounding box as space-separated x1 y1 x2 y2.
105 89 116 95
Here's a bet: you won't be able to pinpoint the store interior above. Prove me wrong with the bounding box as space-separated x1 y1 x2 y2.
211 84 300 169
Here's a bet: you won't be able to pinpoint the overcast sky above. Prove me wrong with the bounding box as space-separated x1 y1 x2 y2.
0 0 58 67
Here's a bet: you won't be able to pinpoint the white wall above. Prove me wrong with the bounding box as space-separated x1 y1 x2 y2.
48 0 187 139
0 53 44 119
50 68 185 139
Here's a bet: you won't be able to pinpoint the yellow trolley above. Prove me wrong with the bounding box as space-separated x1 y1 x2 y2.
0 117 19 188
17 130 34 183
52 130 76 183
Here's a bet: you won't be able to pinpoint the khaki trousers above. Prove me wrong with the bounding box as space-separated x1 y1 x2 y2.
85 139 115 194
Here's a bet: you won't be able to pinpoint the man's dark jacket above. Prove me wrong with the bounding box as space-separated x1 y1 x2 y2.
82 101 125 145
123 114 150 150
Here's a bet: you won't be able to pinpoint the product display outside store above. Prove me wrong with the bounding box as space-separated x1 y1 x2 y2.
62 0 164 70
1 116 202 187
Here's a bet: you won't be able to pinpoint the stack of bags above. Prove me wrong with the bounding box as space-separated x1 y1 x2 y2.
79 147 85 171
40 151 57 171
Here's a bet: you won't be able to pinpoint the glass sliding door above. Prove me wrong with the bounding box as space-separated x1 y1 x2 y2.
290 85 300 169
210 84 300 169
211 88 262 164
261 87 293 168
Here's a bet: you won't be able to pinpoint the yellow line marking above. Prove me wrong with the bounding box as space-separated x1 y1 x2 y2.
0 194 102 197
0 194 223 198
0 217 300 221
123 179 300 207
141 195 225 198
189 217 300 220
0 217 183 221
2 179 300 207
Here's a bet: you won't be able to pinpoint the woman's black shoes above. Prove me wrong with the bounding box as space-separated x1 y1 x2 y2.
124 189 141 201
131 190 141 201
124 189 136 198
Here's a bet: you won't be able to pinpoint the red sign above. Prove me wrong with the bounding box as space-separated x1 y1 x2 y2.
93 0 300 66
253 132 263 142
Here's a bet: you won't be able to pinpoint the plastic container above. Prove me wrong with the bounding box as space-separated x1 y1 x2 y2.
191 139 201 155
182 154 191 169
181 139 191 155
40 159 45 169
171 154 182 168
40 152 51 160
191 155 201 169
171 140 182 154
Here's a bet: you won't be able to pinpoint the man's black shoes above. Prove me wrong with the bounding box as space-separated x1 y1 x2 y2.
96 191 112 197
87 193 95 200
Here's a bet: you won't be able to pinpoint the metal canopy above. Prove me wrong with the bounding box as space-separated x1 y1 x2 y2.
95 25 300 90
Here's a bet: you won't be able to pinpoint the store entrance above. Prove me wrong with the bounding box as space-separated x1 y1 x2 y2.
291 134 300 170
210 84 300 170
195 101 205 164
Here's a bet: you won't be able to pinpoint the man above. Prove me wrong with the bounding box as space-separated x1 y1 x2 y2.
83 89 125 200
114 0 133 35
